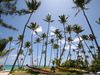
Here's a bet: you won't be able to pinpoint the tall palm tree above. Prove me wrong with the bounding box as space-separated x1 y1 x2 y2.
39 33 47 67
53 29 61 59
48 38 54 67
4 37 13 67
21 41 31 67
34 37 41 67
81 35 95 59
73 0 100 56
10 0 41 73
16 35 23 67
59 14 68 61
73 24 89 67
43 14 54 67
27 22 39 66
66 25 73 60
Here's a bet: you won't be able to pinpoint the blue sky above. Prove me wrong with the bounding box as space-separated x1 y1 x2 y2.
0 0 100 65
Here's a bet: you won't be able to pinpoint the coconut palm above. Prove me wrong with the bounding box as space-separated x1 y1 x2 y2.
58 14 68 61
34 37 41 67
27 22 39 66
53 29 61 59
66 25 73 60
4 37 13 67
48 38 54 67
21 41 31 67
81 35 95 59
10 0 41 73
39 33 47 67
43 14 54 67
73 0 100 56
73 24 89 67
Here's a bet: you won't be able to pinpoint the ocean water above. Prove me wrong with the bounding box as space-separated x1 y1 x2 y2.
3 65 18 71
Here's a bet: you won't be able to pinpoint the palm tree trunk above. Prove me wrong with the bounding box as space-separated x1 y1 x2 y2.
83 40 95 59
39 39 44 67
21 48 28 67
9 12 33 74
59 23 67 61
44 22 50 67
82 9 100 56
48 44 53 67
37 43 39 67
31 33 33 66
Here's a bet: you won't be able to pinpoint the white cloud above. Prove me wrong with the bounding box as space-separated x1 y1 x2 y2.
50 26 56 32
73 37 82 43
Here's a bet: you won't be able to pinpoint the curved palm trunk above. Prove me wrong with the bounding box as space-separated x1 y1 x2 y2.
44 22 50 67
3 42 11 69
82 9 100 56
16 43 20 67
39 39 44 67
9 12 33 74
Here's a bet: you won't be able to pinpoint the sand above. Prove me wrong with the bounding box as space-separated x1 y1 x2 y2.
0 71 9 75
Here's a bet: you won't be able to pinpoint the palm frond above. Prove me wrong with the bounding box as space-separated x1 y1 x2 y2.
0 19 18 31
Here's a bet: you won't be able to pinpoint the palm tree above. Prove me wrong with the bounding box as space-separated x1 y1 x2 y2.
10 0 41 73
96 18 100 25
53 29 61 59
4 37 13 67
34 37 41 67
43 14 54 67
66 25 73 60
27 22 39 66
21 41 31 67
81 35 95 59
39 33 47 67
16 35 23 67
73 0 100 56
73 24 89 67
48 38 54 67
59 14 68 61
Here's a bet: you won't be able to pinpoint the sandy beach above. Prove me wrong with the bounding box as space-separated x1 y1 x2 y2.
0 71 9 75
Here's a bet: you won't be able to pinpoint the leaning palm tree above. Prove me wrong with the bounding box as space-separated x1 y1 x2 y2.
4 37 13 67
81 35 95 59
73 0 100 56
58 14 68 61
10 0 41 73
43 14 54 67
